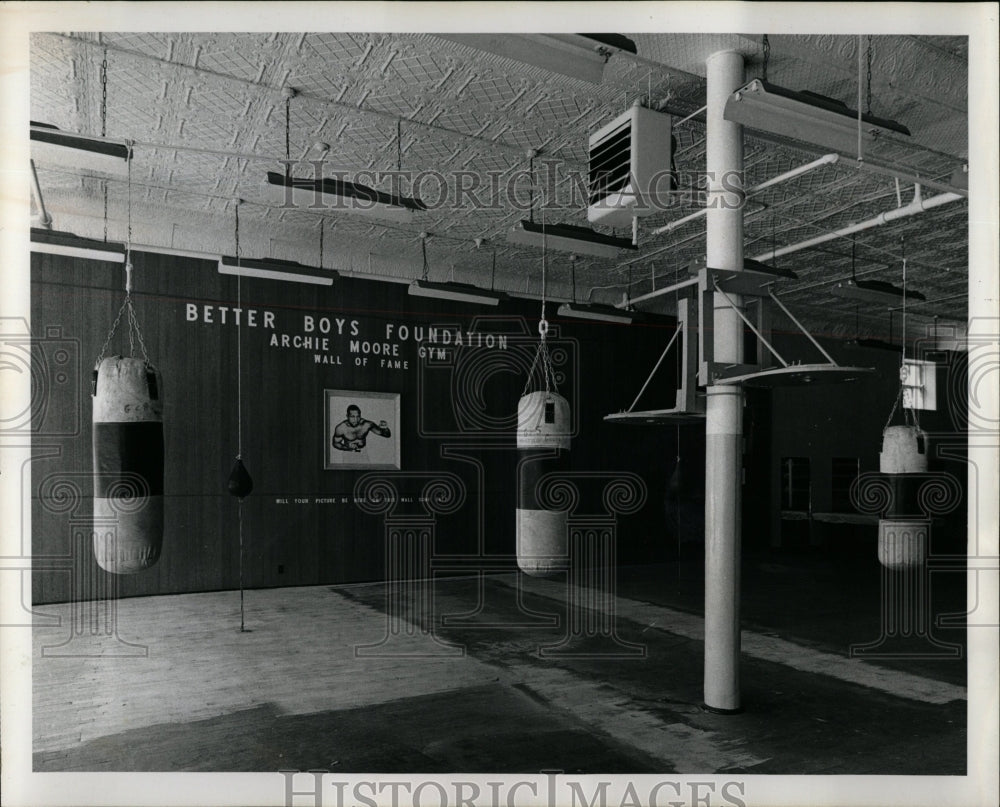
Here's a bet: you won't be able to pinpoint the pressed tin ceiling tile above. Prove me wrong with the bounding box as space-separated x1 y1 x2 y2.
27 31 970 339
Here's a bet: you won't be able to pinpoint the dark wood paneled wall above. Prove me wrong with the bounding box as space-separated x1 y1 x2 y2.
31 250 684 603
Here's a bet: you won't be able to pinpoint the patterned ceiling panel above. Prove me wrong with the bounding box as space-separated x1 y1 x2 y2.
388 51 454 90
285 69 346 101
301 32 373 68
96 31 172 60
195 35 279 83
27 31 972 338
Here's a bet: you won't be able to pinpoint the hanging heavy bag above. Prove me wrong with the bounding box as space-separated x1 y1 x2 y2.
877 424 928 570
92 356 164 573
516 390 571 576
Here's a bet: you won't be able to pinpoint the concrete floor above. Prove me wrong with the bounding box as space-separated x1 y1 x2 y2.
32 552 967 774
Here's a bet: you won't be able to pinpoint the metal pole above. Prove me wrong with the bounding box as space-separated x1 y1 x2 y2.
704 49 744 713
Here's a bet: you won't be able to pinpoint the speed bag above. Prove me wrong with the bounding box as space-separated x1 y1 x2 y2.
516 391 571 576
92 356 164 574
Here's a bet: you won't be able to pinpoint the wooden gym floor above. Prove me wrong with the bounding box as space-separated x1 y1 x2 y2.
32 554 967 774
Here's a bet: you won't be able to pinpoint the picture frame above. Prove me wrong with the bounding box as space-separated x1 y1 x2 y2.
323 389 401 470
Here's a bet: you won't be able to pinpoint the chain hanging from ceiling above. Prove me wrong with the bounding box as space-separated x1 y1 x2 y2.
866 35 874 116
101 47 109 242
522 215 559 397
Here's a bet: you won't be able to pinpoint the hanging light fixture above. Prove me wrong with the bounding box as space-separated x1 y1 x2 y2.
724 38 908 156
263 89 426 222
508 220 636 257
556 255 634 323
557 302 634 324
407 233 506 306
435 34 632 84
30 123 132 177
723 80 910 154
830 277 925 305
218 255 336 286
264 171 427 222
830 240 924 305
217 199 336 285
30 228 126 262
30 50 131 176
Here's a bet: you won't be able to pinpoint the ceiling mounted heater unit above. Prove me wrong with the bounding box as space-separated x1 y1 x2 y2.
587 106 673 228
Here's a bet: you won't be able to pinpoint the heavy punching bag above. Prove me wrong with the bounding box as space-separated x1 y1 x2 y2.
878 424 927 569
516 390 570 576
92 356 164 573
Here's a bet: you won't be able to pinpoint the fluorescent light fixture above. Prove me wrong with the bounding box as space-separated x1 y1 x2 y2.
264 171 425 223
407 280 505 306
557 302 634 324
218 255 336 286
436 34 626 84
30 228 126 263
507 220 636 257
30 122 131 177
724 80 910 154
830 279 925 305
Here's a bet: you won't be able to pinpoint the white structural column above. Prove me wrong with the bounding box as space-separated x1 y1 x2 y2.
703 50 745 713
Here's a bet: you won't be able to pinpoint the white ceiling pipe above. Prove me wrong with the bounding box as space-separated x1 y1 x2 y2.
650 152 840 238
752 184 964 263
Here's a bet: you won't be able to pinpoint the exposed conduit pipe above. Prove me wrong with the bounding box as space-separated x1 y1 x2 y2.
29 159 53 229
752 184 964 263
649 152 840 238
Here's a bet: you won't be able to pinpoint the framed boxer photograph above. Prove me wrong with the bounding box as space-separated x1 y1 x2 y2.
323 389 401 469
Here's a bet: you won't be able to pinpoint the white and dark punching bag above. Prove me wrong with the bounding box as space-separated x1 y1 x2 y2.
516 390 570 576
878 424 927 570
92 356 164 573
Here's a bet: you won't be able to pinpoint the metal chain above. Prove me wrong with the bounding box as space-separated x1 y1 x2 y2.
95 291 151 365
126 142 132 253
318 219 324 268
540 219 547 324
762 35 770 83
127 300 137 357
883 385 902 432
866 35 873 116
96 139 151 368
421 237 429 281
522 218 559 397
100 48 108 137
236 199 243 459
900 234 907 363
528 154 535 224
541 342 558 395
100 50 109 246
523 339 544 395
885 233 916 432
95 297 130 365
284 97 291 180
